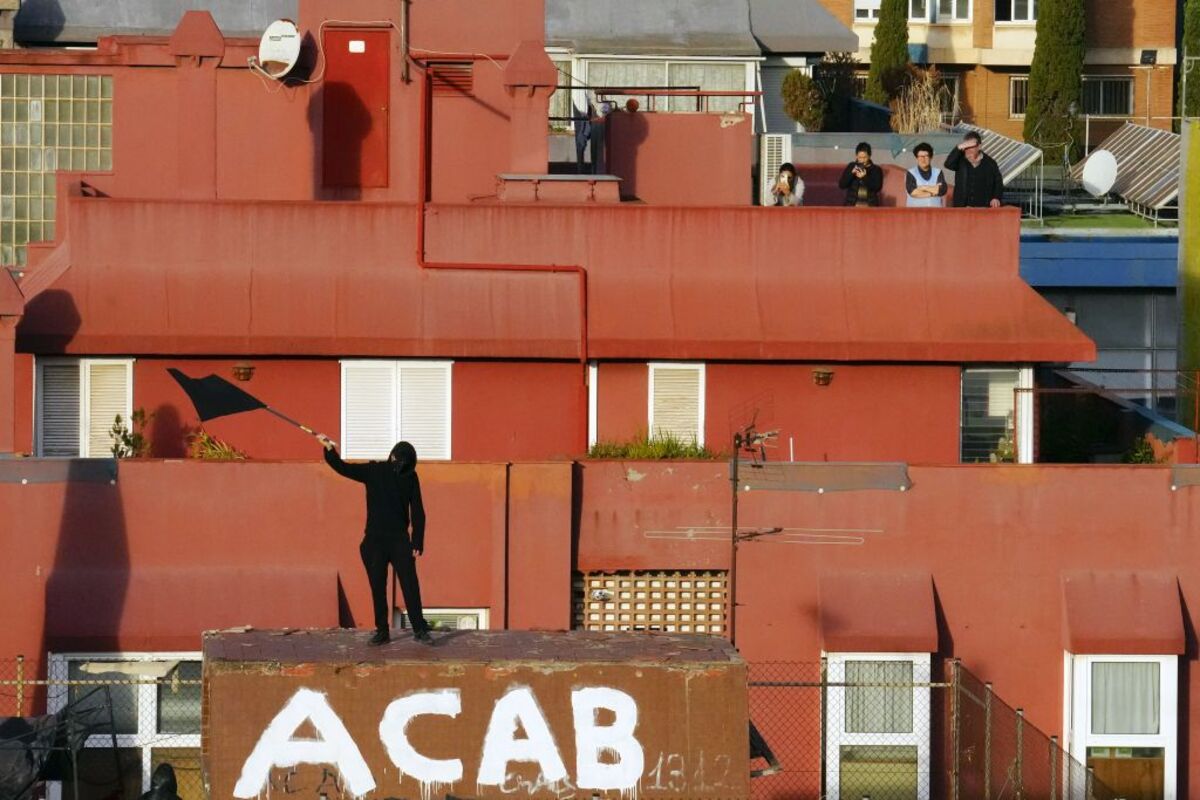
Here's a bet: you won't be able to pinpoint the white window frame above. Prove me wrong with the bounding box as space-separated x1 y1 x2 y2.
825 652 932 800
339 359 453 461
647 362 706 447
909 0 933 21
35 357 134 458
587 360 599 448
394 607 490 630
854 0 882 20
1064 653 1178 800
994 0 1037 23
933 0 972 23
46 651 202 799
1009 75 1030 118
958 366 1033 463
1080 75 1135 118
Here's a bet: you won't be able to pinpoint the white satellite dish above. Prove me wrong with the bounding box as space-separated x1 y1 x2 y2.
1081 149 1118 197
257 19 301 79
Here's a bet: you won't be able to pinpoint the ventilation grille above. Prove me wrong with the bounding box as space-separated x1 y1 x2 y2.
759 133 789 206
431 63 473 96
573 570 728 635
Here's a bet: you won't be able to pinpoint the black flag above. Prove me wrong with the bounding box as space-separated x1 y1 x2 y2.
167 369 267 422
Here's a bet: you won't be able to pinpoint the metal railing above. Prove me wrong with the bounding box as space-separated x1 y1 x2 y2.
749 659 1115 800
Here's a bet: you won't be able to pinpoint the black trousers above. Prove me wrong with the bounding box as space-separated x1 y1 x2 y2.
360 535 428 633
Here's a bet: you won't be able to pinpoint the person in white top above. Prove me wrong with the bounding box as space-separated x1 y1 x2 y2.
906 142 948 207
770 162 805 207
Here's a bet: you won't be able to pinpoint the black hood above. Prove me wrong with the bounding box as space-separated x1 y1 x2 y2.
389 441 417 473
149 763 178 793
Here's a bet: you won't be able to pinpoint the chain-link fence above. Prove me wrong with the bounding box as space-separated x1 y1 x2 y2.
750 659 1116 800
0 656 203 800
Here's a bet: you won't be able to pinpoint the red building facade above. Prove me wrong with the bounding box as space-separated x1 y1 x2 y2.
3 1 1194 799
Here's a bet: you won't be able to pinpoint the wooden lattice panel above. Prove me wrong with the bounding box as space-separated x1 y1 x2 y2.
573 570 728 635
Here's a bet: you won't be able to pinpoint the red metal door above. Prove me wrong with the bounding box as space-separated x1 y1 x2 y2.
322 29 390 188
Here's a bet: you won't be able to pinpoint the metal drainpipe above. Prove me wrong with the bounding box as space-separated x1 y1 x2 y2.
413 60 591 454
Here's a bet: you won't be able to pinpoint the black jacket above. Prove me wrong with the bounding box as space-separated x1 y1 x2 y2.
324 442 427 550
943 148 1004 207
837 161 884 206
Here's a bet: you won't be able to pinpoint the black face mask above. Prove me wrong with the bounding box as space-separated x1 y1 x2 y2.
389 441 418 473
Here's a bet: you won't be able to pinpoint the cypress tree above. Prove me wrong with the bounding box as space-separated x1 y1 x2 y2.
865 0 910 105
1181 0 1200 122
1023 0 1086 158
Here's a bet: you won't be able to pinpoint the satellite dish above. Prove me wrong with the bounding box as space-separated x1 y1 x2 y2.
1081 149 1118 197
258 19 301 79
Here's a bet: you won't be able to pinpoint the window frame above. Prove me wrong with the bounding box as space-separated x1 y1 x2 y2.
1009 75 1030 118
339 359 453 461
35 357 134 458
934 0 972 23
959 366 1033 464
1065 652 1178 800
647 362 706 447
994 0 1037 23
46 651 202 799
1080 75 1135 118
854 0 882 21
909 0 933 22
824 652 933 800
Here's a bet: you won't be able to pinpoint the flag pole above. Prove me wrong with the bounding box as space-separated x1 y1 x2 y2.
264 406 336 446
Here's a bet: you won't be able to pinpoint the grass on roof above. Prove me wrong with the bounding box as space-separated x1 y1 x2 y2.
1024 212 1164 230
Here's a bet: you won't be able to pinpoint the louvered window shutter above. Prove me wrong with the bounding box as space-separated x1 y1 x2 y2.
38 362 81 457
398 363 451 460
342 362 398 459
84 362 131 457
650 365 703 445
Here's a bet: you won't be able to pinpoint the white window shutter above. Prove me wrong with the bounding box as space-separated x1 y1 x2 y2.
84 362 131 457
398 363 451 460
650 365 703 445
38 362 80 457
342 362 397 459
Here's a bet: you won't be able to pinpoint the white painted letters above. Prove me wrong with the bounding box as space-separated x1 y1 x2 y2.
379 689 464 783
233 688 376 798
477 686 568 786
572 687 644 790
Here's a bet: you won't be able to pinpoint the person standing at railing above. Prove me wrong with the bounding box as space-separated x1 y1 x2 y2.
838 142 884 207
943 131 1004 208
906 142 948 207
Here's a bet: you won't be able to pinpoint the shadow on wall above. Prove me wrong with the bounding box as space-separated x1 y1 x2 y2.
309 81 369 201
1178 586 1194 800
148 403 185 458
17 289 82 352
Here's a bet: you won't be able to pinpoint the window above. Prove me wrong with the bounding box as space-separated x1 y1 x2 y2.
340 360 451 461
396 607 489 631
585 60 747 113
549 58 573 130
935 0 971 21
855 0 881 20
825 653 932 800
47 653 203 800
1082 76 1134 117
36 358 132 457
910 0 931 21
573 570 728 634
1009 75 1029 118
961 367 1033 463
0 74 113 267
1067 654 1177 800
648 362 705 446
995 0 1036 21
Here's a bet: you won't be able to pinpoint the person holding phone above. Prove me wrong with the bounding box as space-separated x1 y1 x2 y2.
838 142 884 207
770 162 804 207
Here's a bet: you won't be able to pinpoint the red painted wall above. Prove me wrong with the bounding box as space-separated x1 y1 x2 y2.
452 361 585 460
13 353 32 454
596 362 649 443
607 111 752 205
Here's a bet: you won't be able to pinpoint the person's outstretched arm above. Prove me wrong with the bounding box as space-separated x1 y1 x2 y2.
409 475 426 555
320 437 370 482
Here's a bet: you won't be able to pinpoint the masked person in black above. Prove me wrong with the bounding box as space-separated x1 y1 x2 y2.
321 436 433 645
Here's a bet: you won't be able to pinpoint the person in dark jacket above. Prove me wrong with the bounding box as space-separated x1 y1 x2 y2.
943 131 1004 208
838 142 884 207
140 763 182 800
321 436 433 645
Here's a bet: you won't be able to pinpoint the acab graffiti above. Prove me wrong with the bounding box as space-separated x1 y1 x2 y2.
233 685 645 798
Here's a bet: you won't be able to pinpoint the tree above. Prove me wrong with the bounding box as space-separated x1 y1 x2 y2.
813 51 860 130
865 0 910 105
781 70 826 131
1023 0 1086 158
1181 0 1200 122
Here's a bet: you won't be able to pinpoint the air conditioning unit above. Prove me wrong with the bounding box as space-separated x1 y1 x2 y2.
759 134 791 206
396 608 489 631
